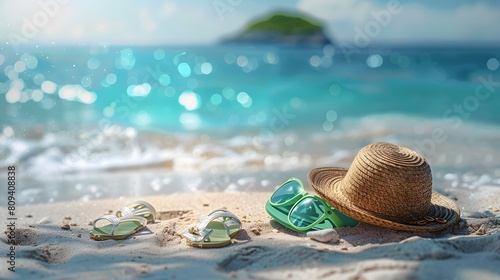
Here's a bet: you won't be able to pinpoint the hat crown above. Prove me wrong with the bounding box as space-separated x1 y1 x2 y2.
342 142 432 223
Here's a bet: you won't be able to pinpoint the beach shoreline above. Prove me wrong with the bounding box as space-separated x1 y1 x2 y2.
1 191 499 279
1 5 500 279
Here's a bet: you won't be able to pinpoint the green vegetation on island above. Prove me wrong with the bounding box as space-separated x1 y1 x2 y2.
222 12 333 45
243 14 323 35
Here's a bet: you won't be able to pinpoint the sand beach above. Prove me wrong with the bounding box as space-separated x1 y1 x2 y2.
2 187 500 279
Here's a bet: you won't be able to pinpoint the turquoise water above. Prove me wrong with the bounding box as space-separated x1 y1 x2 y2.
1 45 500 128
1 44 500 204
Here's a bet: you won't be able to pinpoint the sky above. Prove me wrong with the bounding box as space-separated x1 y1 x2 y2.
1 0 500 46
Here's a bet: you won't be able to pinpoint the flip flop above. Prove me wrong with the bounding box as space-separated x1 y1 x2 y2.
89 215 147 241
179 209 242 248
115 200 157 224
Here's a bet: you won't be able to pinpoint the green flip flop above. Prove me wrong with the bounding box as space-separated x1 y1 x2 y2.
89 215 147 241
180 209 242 248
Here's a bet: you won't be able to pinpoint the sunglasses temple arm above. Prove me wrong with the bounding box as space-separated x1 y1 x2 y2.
326 210 345 228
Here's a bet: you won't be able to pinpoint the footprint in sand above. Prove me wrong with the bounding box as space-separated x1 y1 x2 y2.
2 227 38 246
218 246 272 272
24 244 69 264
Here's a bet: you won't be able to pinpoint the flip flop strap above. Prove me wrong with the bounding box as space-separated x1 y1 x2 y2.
198 209 241 237
116 200 157 222
180 227 214 243
93 215 121 235
181 209 241 242
92 215 147 235
116 207 134 217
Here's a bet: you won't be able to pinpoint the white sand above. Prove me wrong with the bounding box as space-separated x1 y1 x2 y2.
1 191 500 279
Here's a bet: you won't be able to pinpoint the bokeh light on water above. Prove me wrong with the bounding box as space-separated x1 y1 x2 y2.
178 91 201 111
0 45 499 132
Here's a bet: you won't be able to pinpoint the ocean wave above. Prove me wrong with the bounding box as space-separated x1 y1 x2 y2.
2 114 500 177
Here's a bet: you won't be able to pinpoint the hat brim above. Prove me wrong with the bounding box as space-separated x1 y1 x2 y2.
308 167 460 232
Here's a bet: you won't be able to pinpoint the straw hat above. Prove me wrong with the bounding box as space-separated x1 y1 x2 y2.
308 142 460 232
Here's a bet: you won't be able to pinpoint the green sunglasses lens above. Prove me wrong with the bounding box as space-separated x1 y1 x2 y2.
270 179 302 204
289 197 325 228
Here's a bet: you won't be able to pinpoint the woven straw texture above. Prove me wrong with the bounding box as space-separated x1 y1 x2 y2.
309 142 460 232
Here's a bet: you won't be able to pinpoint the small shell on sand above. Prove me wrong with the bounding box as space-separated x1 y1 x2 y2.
476 224 488 235
307 229 340 243
37 217 52 224
250 227 262 235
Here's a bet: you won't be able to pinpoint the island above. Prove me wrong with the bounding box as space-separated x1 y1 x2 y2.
222 13 333 46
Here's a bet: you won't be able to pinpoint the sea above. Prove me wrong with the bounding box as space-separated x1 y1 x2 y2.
1 43 499 205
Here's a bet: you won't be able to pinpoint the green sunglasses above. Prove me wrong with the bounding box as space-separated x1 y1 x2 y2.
266 177 358 232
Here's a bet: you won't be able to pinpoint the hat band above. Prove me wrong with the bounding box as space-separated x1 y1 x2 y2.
353 201 450 226
353 202 426 225
408 216 448 226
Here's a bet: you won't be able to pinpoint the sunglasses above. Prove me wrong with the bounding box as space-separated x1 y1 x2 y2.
267 177 358 232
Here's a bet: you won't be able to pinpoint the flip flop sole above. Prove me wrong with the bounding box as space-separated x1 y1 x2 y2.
89 221 145 241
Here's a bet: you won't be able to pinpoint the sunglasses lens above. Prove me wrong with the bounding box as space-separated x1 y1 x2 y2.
270 180 302 204
289 197 325 228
